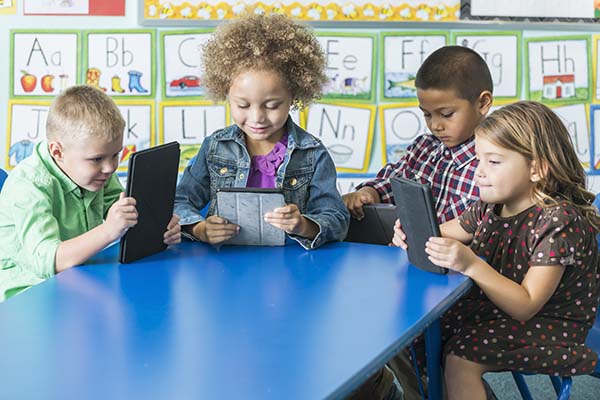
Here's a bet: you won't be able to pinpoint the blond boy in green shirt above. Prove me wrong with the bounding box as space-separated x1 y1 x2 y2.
0 85 181 302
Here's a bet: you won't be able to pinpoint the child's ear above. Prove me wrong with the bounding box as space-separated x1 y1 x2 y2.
48 141 65 162
530 160 547 183
477 90 493 116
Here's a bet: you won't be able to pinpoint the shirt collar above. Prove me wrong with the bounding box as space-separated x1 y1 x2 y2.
434 136 477 169
38 141 80 195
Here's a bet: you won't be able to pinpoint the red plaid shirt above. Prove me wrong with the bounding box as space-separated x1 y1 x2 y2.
357 134 480 223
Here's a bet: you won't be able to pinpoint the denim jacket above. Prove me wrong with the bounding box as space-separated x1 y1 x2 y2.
174 118 350 249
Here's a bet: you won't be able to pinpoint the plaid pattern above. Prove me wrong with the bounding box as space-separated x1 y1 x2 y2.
357 134 479 223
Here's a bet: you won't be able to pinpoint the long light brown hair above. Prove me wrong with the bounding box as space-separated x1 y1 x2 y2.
476 101 600 232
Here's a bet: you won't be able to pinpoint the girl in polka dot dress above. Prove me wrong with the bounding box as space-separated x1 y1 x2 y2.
393 101 600 400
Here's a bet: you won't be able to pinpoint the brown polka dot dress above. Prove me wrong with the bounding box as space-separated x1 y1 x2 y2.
413 200 600 377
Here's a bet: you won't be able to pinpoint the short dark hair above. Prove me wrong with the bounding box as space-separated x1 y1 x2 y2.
415 45 493 102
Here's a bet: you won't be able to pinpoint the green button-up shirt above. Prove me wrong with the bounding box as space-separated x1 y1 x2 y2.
0 142 122 301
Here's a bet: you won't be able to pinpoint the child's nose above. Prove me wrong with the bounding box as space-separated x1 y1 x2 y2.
475 164 485 177
102 159 117 173
251 107 266 122
431 116 443 131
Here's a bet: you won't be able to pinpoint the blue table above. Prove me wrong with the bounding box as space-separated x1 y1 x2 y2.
0 241 471 399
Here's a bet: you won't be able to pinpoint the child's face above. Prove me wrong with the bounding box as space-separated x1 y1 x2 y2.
417 87 491 148
50 134 123 192
228 69 293 147
474 135 536 213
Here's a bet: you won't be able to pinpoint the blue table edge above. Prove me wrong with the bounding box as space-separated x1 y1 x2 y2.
325 277 473 400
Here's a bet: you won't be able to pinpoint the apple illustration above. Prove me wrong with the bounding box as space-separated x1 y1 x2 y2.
41 74 54 93
20 70 36 92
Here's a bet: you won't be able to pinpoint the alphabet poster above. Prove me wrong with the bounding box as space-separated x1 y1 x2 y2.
141 0 460 23
5 100 51 169
379 103 428 164
526 36 591 104
591 104 600 170
452 31 521 100
305 102 376 172
161 30 213 99
160 101 228 170
595 35 600 102
11 30 79 98
115 100 156 171
380 32 447 101
83 30 155 98
317 33 376 102
336 173 375 195
551 103 590 167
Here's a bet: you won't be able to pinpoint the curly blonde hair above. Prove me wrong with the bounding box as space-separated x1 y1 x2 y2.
202 13 327 109
476 101 600 232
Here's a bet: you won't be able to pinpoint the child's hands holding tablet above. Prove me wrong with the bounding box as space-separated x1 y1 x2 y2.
193 216 240 245
163 214 182 245
425 237 478 275
264 204 318 239
105 192 138 241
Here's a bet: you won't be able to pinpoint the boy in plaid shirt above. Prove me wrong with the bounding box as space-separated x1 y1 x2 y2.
343 46 493 226
345 46 494 400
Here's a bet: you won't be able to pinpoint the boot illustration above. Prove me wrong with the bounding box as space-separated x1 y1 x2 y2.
128 70 148 93
111 75 125 93
86 68 106 91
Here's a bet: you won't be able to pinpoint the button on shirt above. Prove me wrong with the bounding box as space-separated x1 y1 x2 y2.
0 142 123 301
357 134 479 223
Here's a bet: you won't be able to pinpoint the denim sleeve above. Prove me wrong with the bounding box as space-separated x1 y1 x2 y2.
174 138 213 227
292 147 350 249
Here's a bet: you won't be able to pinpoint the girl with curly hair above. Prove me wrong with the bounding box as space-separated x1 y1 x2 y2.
174 13 349 249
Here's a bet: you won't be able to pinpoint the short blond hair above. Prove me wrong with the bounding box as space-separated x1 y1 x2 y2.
202 13 327 109
46 85 125 143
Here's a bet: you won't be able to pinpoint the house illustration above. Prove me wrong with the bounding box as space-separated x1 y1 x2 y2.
542 74 575 99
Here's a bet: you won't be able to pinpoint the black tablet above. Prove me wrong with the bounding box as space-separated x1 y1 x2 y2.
345 204 396 245
390 176 447 274
216 187 285 246
119 142 180 263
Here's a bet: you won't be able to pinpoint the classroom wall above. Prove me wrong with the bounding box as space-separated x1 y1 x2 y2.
2 1 600 193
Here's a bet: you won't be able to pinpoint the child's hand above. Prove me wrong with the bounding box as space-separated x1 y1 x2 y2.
163 214 181 245
425 237 478 274
197 215 239 244
104 192 138 241
342 188 378 220
390 218 407 249
264 204 317 238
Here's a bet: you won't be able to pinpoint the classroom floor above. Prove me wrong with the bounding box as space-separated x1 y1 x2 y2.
484 371 600 399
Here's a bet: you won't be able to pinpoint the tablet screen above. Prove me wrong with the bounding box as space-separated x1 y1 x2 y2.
216 188 285 246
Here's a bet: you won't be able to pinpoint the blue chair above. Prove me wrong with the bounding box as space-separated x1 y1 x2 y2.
0 168 7 192
510 193 600 399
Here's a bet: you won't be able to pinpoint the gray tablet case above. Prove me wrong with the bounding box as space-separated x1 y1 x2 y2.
390 177 447 274
119 142 180 263
216 188 285 246
345 204 396 245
